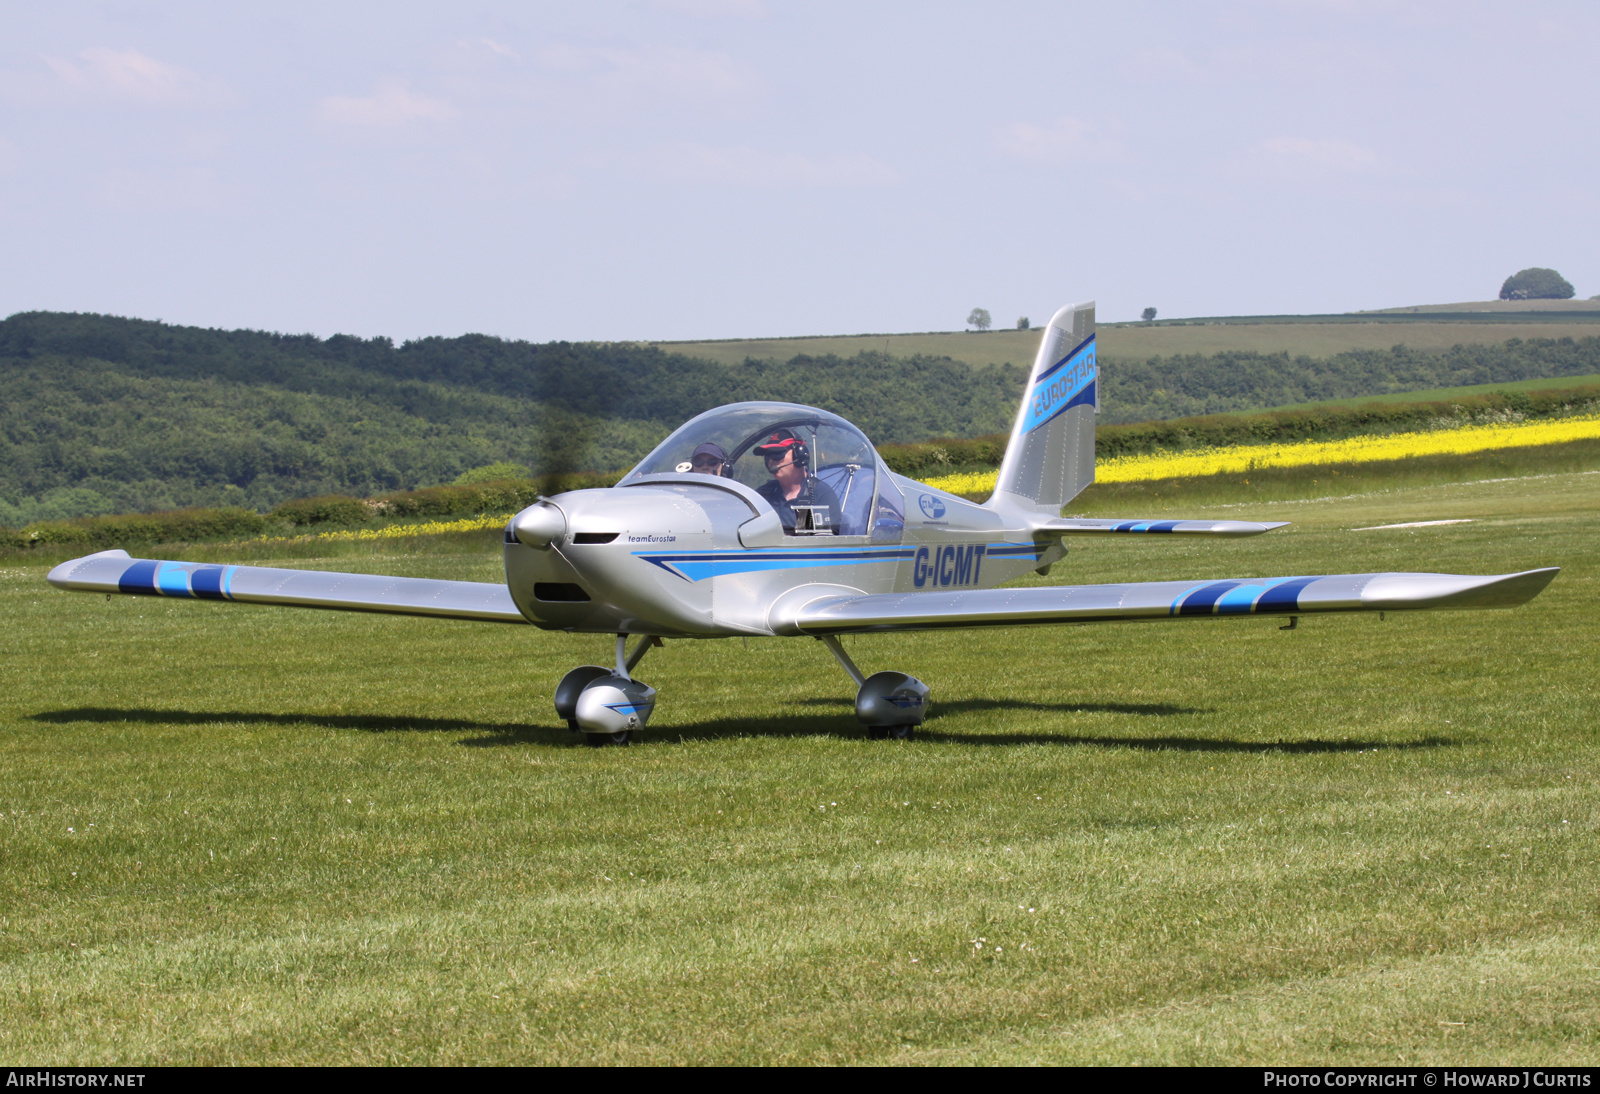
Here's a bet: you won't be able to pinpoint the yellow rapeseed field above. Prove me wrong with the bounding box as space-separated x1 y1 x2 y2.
921 414 1600 497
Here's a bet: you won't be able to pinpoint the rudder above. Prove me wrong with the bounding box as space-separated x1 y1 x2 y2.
988 300 1097 518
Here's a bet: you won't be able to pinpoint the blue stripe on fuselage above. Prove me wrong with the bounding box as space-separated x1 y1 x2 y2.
634 541 1043 584
984 541 1045 559
635 547 915 582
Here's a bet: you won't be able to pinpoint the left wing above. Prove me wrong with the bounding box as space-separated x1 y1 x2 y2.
47 550 526 624
774 568 1558 635
1040 518 1289 536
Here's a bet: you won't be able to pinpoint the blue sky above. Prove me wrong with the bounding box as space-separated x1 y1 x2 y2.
2 1 1595 341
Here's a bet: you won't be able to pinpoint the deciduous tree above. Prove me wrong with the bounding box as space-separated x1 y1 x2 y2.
1500 268 1575 300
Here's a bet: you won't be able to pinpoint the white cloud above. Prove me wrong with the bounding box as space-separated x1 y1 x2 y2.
1260 136 1381 172
319 83 458 126
997 117 1123 165
43 47 214 105
644 143 896 187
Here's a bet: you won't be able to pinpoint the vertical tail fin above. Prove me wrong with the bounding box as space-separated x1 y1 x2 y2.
987 300 1097 519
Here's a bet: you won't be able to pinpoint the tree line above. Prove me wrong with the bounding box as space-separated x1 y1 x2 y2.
4 310 1600 526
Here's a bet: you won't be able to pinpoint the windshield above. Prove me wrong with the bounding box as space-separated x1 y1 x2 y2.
623 401 898 540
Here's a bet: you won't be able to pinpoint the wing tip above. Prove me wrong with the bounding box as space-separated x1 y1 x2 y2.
1461 567 1561 609
1364 567 1561 610
47 549 132 589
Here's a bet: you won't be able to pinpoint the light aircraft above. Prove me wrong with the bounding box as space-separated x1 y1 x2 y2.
47 302 1559 745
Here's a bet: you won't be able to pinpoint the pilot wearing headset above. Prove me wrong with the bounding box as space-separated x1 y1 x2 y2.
753 428 841 534
677 441 730 477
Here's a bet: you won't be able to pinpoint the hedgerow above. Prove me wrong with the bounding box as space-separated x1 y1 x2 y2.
3 507 268 553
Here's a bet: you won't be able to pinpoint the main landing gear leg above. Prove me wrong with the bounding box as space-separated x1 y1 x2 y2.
554 635 661 746
817 635 929 741
624 634 662 675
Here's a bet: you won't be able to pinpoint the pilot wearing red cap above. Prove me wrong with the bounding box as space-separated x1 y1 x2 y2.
753 428 841 535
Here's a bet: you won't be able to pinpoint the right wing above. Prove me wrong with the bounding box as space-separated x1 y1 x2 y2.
47 550 526 624
774 568 1559 635
1040 518 1289 537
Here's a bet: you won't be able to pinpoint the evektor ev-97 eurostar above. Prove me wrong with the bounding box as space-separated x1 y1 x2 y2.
47 302 1559 744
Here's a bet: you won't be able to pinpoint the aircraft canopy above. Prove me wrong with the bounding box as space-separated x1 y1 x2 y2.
622 401 903 540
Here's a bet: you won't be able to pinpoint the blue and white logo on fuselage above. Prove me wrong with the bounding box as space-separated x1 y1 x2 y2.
918 494 946 519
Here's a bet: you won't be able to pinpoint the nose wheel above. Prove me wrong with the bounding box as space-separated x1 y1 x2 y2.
556 635 661 746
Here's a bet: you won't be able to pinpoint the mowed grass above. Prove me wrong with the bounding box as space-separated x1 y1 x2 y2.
658 320 1600 370
2 469 1598 1064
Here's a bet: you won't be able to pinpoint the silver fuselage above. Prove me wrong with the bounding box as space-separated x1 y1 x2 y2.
505 472 1062 637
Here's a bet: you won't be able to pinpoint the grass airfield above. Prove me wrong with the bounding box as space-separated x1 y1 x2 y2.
2 468 1598 1065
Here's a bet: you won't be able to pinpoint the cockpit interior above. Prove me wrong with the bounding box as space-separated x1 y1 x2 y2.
623 401 905 541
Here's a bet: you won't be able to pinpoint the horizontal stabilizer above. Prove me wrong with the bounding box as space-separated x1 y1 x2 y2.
1041 518 1289 537
47 550 526 624
774 567 1559 635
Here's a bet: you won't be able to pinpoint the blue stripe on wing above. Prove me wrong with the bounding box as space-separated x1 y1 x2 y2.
1110 520 1181 533
116 559 239 600
1255 577 1320 612
117 559 161 595
1171 576 1317 616
156 562 192 597
189 566 229 600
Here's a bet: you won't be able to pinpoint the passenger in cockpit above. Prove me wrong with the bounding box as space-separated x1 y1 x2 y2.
754 429 841 534
686 442 728 476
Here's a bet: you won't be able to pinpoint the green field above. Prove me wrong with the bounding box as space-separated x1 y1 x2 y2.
2 462 1598 1064
659 316 1600 370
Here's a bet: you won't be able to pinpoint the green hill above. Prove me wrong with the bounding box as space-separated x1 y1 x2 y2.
0 312 1024 526
6 310 1600 528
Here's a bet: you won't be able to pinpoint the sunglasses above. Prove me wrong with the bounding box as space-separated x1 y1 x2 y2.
690 456 723 469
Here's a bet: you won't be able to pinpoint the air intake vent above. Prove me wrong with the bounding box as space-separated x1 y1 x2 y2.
534 582 591 602
572 533 619 544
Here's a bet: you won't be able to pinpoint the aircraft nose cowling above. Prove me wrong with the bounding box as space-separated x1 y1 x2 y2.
512 502 567 548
